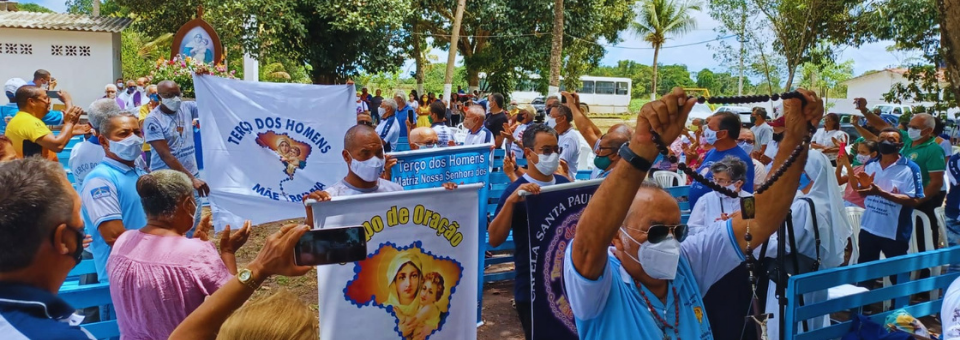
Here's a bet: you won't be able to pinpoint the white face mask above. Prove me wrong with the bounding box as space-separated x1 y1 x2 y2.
738 141 754 155
701 127 718 145
107 135 144 161
620 228 681 280
161 96 182 113
908 128 923 140
378 107 386 117
534 152 560 175
349 152 384 182
725 183 739 193
106 92 116 99
856 154 873 164
545 116 557 128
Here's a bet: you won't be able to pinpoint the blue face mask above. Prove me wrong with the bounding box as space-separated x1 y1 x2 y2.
799 172 811 190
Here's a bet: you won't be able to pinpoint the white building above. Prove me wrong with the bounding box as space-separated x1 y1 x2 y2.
0 8 131 110
835 68 950 114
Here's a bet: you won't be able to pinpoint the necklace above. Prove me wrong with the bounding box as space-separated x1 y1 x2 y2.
637 282 680 340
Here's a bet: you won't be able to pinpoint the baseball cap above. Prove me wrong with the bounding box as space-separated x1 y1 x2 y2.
769 116 786 127
4 78 27 96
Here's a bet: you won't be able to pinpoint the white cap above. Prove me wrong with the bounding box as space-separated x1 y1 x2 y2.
4 78 27 95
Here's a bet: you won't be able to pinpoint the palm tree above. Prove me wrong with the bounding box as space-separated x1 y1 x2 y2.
632 0 701 100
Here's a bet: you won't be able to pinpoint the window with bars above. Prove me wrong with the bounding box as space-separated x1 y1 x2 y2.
49 45 90 57
79 46 90 56
52 45 63 56
65 46 77 56
4 43 17 54
19 44 32 55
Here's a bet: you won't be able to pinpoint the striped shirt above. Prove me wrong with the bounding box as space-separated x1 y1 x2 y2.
0 282 94 339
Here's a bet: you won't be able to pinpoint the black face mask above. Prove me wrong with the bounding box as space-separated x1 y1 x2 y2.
516 113 525 122
772 132 784 142
878 140 901 155
51 226 85 265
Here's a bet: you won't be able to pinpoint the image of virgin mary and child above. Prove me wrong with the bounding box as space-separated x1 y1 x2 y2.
182 33 214 65
384 251 448 340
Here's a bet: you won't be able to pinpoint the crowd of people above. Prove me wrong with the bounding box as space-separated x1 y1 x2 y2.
3 65 960 340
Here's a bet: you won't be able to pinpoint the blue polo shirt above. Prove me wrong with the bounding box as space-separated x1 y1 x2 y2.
563 220 744 339
0 282 94 339
80 158 148 281
860 156 924 242
688 146 755 208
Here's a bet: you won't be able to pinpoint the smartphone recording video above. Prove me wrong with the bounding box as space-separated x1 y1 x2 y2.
294 226 368 266
46 90 60 99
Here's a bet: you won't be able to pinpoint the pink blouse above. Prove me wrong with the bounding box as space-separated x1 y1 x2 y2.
842 165 866 208
107 230 232 340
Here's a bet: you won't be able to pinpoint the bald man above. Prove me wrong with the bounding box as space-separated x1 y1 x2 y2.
409 126 441 150
463 106 494 145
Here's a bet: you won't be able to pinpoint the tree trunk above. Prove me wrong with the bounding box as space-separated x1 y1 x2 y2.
784 64 797 93
650 46 660 100
413 22 426 95
548 0 564 94
310 67 339 85
467 68 480 93
92 0 101 16
756 40 775 97
941 0 960 105
442 0 466 109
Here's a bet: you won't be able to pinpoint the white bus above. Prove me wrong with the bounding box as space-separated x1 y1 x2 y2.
479 73 633 114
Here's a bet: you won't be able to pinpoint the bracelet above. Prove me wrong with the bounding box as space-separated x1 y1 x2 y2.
618 143 654 172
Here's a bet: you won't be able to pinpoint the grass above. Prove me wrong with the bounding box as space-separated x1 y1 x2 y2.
629 97 650 113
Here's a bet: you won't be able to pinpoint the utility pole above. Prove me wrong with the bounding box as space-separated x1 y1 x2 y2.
737 7 746 95
443 0 467 109
548 0 564 95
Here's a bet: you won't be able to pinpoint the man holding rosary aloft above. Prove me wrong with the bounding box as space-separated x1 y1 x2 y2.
562 87 824 339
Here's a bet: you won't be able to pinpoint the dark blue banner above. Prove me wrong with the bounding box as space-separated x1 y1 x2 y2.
388 145 492 190
523 180 602 340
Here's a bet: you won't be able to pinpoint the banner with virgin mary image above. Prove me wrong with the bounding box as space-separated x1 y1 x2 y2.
308 185 481 340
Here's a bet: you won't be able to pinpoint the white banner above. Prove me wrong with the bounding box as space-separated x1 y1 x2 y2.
194 75 355 229
309 185 481 340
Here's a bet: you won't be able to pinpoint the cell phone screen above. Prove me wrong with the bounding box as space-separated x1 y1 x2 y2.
838 141 848 159
294 226 368 266
46 90 60 99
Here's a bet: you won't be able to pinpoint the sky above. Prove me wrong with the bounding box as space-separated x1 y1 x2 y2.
24 0 912 78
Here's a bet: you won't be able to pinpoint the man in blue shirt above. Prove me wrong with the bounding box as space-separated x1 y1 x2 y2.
489 123 571 339
563 87 819 340
81 111 148 281
0 157 95 339
688 111 755 208
144 80 205 233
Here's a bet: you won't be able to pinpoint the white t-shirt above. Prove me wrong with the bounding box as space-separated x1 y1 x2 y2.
751 123 774 149
688 190 751 235
764 140 780 173
510 123 529 159
860 157 924 241
558 129 581 180
375 115 402 151
941 277 960 339
69 138 105 188
356 101 369 114
811 129 849 161
323 178 403 197
753 158 768 189
463 127 494 146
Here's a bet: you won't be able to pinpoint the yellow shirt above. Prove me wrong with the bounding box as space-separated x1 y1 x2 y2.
139 104 155 151
4 111 53 159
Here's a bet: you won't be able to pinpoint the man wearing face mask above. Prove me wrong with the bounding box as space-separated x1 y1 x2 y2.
0 158 94 339
462 106 494 146
848 128 924 283
408 127 441 150
376 98 402 151
70 99 145 188
80 111 148 283
563 87 821 340
739 129 769 191
5 86 82 159
119 80 143 110
484 93 509 148
370 89 384 124
3 78 68 133
138 85 160 167
856 99 947 253
305 125 402 203
26 69 52 88
687 111 755 208
590 132 629 179
394 91 415 138
503 104 535 159
144 80 206 234
546 104 581 180
749 107 773 160
489 123 571 339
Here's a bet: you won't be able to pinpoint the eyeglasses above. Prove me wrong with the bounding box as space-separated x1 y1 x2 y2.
628 224 688 243
535 146 561 155
713 178 736 186
737 139 755 144
416 141 440 148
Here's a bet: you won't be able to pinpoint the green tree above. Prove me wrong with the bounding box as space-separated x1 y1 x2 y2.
18 3 54 12
696 68 716 91
65 0 127 16
795 56 854 104
632 0 701 99
655 64 696 93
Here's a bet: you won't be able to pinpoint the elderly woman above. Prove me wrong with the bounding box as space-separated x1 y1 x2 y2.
385 251 424 337
688 155 752 235
103 84 126 110
107 170 252 340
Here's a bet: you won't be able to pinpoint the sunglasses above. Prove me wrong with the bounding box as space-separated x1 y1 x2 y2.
737 139 755 144
633 224 688 243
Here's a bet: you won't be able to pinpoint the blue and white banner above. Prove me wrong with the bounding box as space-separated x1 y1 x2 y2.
522 179 603 340
194 75 354 229
388 145 493 190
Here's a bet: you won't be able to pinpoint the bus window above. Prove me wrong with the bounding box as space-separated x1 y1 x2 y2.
616 82 629 95
596 81 615 95
580 81 595 94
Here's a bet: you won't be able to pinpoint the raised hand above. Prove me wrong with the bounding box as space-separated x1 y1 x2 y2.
503 151 517 174
501 122 515 142
854 172 876 192
62 106 82 125
558 158 569 177
219 220 252 254
249 224 313 277
783 89 823 135
634 87 696 149
194 214 213 241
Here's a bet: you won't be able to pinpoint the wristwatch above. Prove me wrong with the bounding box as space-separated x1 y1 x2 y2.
618 142 654 172
237 268 261 290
